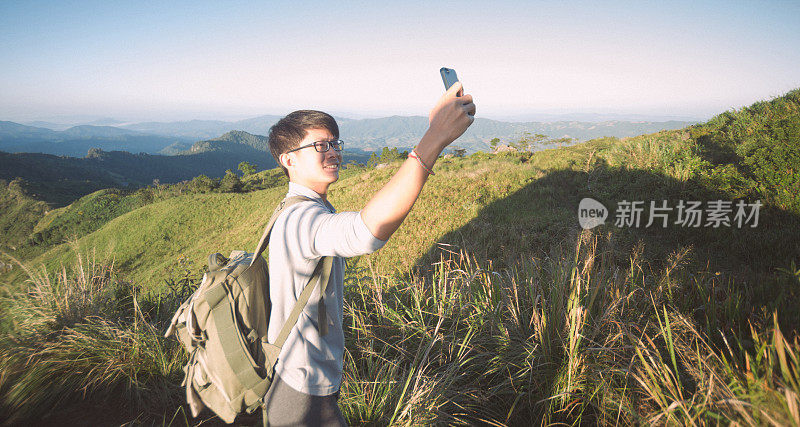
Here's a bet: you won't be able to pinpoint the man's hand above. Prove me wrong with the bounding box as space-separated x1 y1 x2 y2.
426 81 476 150
360 84 476 241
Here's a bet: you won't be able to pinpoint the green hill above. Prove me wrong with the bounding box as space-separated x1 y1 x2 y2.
0 179 50 262
0 89 798 425
0 121 190 157
181 130 271 154
0 167 292 265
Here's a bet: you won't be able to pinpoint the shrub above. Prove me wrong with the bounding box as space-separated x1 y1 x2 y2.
737 118 800 211
237 161 258 177
188 174 218 193
219 169 243 193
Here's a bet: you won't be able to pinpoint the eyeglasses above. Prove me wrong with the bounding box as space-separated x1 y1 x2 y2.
286 139 344 153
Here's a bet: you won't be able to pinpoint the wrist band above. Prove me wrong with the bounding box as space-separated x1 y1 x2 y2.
409 149 435 175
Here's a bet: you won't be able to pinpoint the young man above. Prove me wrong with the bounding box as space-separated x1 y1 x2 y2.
264 82 475 425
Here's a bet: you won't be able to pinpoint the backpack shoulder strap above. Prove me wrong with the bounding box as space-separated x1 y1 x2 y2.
274 255 334 348
250 195 315 266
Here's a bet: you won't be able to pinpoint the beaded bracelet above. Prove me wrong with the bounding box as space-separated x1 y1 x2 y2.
409 149 435 175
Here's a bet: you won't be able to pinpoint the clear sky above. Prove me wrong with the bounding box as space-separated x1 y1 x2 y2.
1 0 799 122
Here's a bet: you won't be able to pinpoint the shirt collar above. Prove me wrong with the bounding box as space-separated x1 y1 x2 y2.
287 181 336 213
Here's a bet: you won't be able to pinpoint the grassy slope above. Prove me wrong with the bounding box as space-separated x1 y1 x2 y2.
0 168 288 284
0 180 50 252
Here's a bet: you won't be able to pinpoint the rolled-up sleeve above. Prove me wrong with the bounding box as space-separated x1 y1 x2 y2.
284 201 387 259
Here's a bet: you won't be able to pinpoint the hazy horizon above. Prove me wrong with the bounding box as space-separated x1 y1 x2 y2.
7 109 706 128
2 1 798 124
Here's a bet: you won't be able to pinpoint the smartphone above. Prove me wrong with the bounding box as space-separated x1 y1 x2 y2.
439 67 462 95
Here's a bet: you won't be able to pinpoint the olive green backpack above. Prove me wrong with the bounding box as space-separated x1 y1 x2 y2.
164 196 333 426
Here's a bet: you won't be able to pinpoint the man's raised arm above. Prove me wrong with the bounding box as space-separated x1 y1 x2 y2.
360 82 476 241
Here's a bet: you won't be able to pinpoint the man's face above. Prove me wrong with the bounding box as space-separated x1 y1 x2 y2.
284 127 341 191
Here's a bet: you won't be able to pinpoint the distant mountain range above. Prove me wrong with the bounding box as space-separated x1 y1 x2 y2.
121 116 284 140
0 121 192 157
122 115 697 153
3 115 697 157
160 129 272 155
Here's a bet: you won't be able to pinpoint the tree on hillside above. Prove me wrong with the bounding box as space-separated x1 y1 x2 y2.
511 132 548 152
367 147 408 168
237 161 258 176
189 174 218 193
7 177 30 198
489 138 501 151
553 137 574 148
379 147 404 163
509 133 575 152
366 152 380 168
219 169 242 193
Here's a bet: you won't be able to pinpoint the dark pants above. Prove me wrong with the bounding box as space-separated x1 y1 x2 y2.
263 375 348 427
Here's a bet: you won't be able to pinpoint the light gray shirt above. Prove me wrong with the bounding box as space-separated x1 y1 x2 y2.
267 182 387 396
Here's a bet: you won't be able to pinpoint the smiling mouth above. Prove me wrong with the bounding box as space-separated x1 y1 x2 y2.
324 164 339 170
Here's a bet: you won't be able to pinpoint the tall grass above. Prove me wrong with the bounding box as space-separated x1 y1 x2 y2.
0 245 188 424
1 232 798 425
339 231 800 425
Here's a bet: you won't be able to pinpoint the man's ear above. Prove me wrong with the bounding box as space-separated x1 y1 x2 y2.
279 152 292 170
